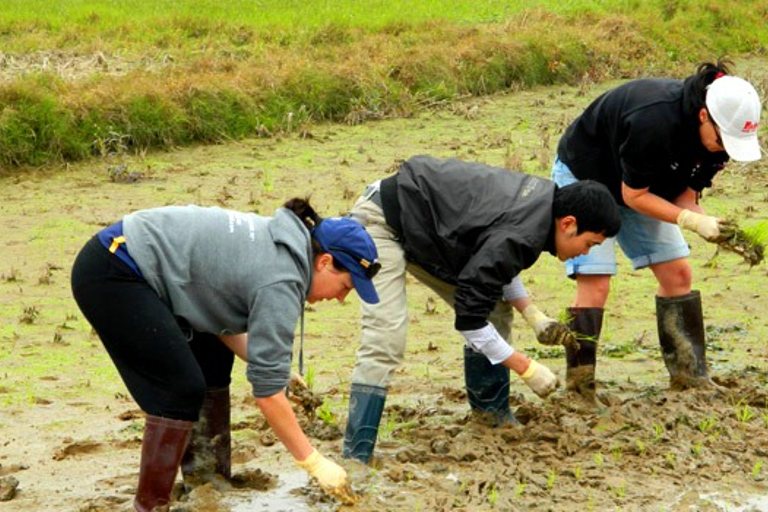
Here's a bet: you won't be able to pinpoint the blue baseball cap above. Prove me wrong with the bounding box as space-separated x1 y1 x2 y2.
311 217 380 304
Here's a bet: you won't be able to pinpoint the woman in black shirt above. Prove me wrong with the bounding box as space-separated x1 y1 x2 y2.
551 59 761 398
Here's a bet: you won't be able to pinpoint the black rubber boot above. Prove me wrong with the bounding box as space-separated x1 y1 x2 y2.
181 387 231 487
342 383 387 464
463 346 519 427
656 291 713 390
565 307 603 401
134 415 193 512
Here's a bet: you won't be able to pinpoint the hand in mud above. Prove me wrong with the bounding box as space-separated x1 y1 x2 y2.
295 449 359 505
520 360 559 398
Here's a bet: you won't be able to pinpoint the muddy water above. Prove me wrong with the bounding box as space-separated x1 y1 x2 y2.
225 471 310 512
674 490 768 511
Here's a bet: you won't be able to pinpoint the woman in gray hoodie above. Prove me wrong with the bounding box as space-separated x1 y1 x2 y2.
71 197 379 510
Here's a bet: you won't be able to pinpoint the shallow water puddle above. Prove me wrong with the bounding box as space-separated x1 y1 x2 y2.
673 489 768 511
224 470 310 512
706 493 768 511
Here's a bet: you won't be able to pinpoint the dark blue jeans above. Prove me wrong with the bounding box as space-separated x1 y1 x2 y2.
71 236 234 421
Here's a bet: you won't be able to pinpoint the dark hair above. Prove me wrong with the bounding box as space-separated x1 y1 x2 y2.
283 197 321 229
553 180 621 237
689 58 734 108
282 196 345 271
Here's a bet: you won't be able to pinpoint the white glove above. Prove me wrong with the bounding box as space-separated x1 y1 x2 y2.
676 209 735 242
520 360 559 398
521 304 576 348
295 449 358 504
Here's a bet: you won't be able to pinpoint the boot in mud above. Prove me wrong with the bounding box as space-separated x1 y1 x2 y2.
343 383 387 464
134 415 193 512
565 307 603 405
464 346 520 427
181 387 231 490
656 291 718 390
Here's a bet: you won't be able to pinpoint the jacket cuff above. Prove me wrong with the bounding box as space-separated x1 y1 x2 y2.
459 324 514 365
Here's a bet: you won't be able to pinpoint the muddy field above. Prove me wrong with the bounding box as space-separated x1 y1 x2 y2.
2 61 768 512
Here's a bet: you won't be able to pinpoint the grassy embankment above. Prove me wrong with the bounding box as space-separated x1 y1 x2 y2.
0 0 766 169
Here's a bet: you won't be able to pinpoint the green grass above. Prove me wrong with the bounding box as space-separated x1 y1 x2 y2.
0 1 766 169
0 0 650 34
0 0 762 55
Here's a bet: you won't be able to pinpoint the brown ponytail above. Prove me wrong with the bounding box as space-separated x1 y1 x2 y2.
282 197 336 263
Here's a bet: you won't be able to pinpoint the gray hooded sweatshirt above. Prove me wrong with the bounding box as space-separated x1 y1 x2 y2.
123 205 311 398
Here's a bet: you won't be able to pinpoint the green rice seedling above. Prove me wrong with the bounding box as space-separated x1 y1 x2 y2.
514 480 526 498
587 493 595 512
752 460 764 479
487 483 499 507
547 468 556 490
261 168 275 193
601 341 636 359
697 416 717 433
691 442 703 457
526 346 564 359
735 399 756 424
636 439 646 455
316 399 337 426
611 445 623 462
304 366 316 390
379 414 398 441
594 452 604 468
556 309 572 325
652 423 664 442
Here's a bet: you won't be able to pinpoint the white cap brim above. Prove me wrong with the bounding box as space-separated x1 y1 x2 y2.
721 132 761 162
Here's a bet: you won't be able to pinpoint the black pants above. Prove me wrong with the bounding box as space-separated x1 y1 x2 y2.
71 237 234 421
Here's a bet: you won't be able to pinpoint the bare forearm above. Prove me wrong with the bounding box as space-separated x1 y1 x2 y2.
500 351 531 375
509 296 532 314
623 188 680 223
254 392 314 460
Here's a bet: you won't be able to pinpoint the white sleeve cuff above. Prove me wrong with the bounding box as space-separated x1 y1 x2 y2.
460 324 514 365
502 276 528 302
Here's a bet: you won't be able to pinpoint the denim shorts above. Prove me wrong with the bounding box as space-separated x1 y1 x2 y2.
551 158 690 277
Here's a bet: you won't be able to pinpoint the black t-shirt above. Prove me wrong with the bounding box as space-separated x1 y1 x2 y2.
557 77 728 206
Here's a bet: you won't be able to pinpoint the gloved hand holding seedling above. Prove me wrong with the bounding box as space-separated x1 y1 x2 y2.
711 218 766 267
521 303 578 349
676 210 738 243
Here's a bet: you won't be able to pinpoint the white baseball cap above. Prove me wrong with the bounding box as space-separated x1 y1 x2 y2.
706 75 762 162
